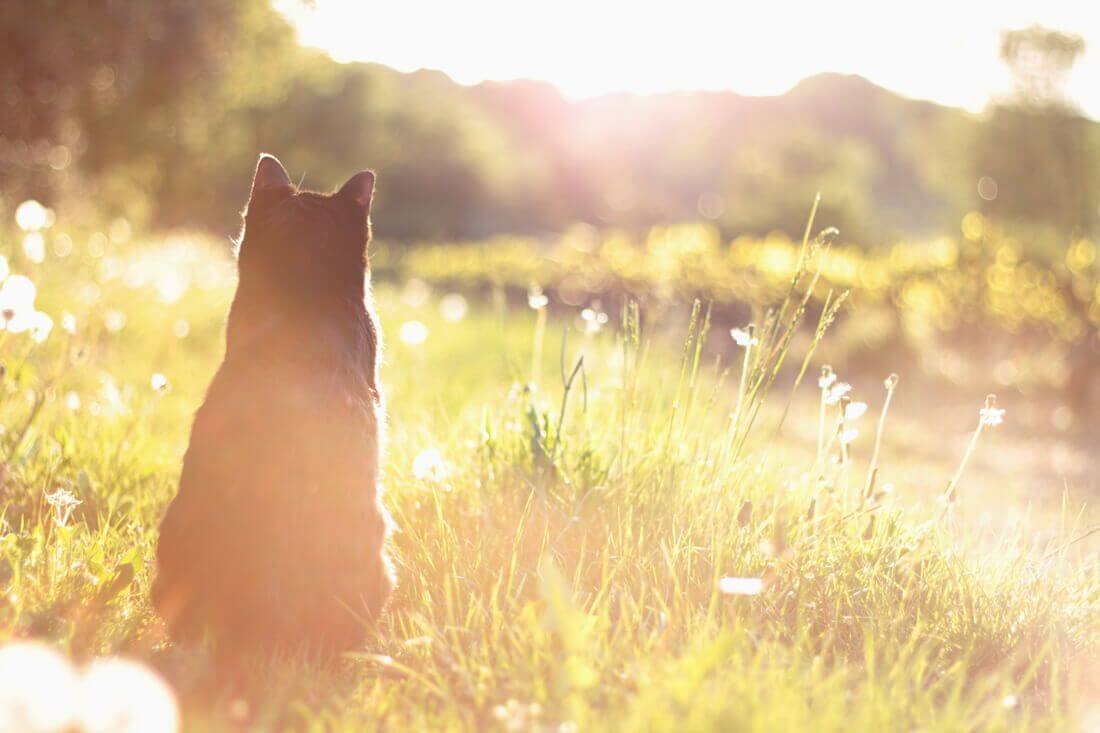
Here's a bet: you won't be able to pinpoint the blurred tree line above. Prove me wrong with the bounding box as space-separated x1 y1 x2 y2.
1 3 1096 249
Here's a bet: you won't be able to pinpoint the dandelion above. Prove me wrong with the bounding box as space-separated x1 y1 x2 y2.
719 577 764 596
412 448 449 482
61 312 77 334
151 373 170 393
527 285 548 310
944 394 1003 506
818 365 836 390
399 320 429 346
730 326 758 347
439 293 468 322
45 488 81 527
65 392 81 411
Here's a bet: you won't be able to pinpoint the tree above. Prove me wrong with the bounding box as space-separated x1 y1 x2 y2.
972 26 1096 252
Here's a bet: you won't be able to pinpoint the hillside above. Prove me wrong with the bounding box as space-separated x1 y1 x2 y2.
469 71 978 242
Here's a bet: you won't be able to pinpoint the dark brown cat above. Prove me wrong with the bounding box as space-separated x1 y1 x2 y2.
153 154 394 653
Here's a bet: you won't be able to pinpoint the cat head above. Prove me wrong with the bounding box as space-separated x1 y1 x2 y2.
236 154 375 304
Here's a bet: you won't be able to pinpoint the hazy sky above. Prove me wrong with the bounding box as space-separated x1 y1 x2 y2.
281 1 1100 117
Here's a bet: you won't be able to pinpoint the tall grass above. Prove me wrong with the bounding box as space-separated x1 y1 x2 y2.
0 215 1094 731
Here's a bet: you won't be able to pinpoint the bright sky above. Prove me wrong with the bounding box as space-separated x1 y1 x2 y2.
281 0 1100 117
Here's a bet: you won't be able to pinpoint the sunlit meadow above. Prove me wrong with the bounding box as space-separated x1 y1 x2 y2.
0 199 1095 732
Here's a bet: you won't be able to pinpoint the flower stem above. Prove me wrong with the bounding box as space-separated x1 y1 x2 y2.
945 421 984 504
864 375 898 500
731 337 753 437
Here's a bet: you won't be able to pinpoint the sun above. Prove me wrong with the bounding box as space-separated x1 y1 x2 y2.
276 0 1100 115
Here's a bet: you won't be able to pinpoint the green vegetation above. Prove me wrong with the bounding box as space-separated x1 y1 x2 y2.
5 4 1098 249
0 212 1095 730
377 215 1100 398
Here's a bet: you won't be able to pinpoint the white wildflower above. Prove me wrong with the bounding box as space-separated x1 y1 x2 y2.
824 382 851 406
45 488 81 527
979 406 1004 427
844 401 868 420
527 285 548 310
730 327 758 347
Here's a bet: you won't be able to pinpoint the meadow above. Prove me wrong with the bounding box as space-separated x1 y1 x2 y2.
0 206 1097 732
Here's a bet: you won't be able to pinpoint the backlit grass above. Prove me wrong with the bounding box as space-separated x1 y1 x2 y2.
0 220 1096 731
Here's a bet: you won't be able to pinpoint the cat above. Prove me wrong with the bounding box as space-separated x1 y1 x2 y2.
153 154 395 653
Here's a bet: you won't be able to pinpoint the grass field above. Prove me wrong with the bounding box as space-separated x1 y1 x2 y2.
0 222 1097 732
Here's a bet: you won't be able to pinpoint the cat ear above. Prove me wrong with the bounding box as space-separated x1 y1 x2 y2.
337 170 375 216
250 153 293 197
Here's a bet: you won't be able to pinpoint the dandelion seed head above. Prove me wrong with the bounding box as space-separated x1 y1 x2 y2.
818 365 836 390
61 313 77 335
150 373 169 393
884 373 899 390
